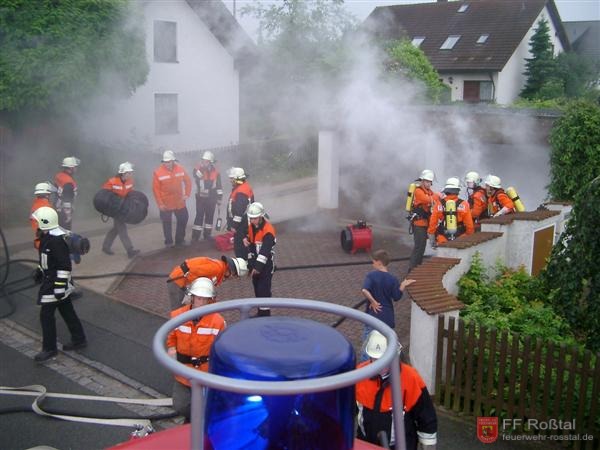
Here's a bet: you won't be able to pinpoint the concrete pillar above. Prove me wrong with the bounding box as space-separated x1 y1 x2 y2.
318 130 339 209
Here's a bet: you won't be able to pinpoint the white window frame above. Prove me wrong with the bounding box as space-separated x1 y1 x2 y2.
155 93 179 135
440 35 461 50
153 20 178 63
411 36 425 48
477 34 489 44
458 4 469 13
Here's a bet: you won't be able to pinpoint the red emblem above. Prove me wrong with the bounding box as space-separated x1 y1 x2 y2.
477 417 498 444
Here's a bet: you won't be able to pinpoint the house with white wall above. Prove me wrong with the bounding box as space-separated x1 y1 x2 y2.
363 0 570 105
86 0 255 152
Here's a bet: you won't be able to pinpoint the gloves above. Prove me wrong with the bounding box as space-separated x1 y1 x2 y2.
32 267 44 284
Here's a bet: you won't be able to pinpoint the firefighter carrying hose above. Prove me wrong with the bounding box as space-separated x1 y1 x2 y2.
407 169 438 271
191 151 223 242
166 255 248 310
226 167 254 259
484 175 515 217
54 156 80 230
356 330 438 450
101 162 140 259
152 150 192 247
166 277 225 422
428 177 474 246
30 182 56 249
243 202 276 317
464 171 488 230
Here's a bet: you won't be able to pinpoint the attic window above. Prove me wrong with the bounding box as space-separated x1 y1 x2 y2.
411 36 425 48
477 34 489 44
440 35 461 50
458 4 469 13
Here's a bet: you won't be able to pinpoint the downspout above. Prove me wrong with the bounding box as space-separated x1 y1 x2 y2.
488 71 496 103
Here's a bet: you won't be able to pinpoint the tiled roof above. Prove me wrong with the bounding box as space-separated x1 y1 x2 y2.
481 209 559 225
406 257 465 315
438 231 503 249
363 0 569 71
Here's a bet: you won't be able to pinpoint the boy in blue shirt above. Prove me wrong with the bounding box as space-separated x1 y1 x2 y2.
361 249 415 360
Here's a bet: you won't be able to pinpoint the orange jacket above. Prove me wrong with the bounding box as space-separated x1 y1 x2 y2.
166 305 225 386
30 197 52 249
468 187 488 221
102 175 134 198
168 257 228 289
193 164 223 200
247 219 276 272
411 185 437 227
227 181 254 228
54 171 77 208
487 189 515 216
427 194 474 243
152 163 191 210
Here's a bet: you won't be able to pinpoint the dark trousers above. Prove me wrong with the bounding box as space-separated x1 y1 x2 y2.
408 225 428 271
57 209 72 230
192 195 217 240
102 218 133 252
40 299 86 351
252 261 274 297
233 216 248 259
160 207 189 245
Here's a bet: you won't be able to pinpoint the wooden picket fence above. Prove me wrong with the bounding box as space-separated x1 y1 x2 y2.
435 315 600 449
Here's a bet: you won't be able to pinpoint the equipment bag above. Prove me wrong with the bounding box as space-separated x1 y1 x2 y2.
119 190 149 225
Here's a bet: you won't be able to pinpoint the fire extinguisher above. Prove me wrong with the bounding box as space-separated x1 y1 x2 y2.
215 205 223 231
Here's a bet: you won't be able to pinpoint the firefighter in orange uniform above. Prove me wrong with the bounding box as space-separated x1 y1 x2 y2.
54 156 80 230
464 171 488 229
30 182 55 249
356 331 438 450
243 202 276 317
166 277 225 422
192 151 223 242
166 255 248 309
428 177 474 245
101 162 140 258
152 150 192 247
227 167 254 259
484 175 515 217
408 169 438 271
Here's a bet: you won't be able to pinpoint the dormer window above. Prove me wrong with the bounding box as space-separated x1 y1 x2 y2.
440 35 461 50
411 36 425 48
458 4 469 13
477 34 489 44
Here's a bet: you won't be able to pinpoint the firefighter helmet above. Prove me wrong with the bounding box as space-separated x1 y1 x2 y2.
364 330 402 359
444 177 461 192
419 169 435 182
464 171 481 186
202 151 215 163
228 167 246 181
62 156 80 168
222 256 248 277
187 277 216 298
246 202 265 219
34 182 55 195
161 150 176 162
118 162 134 174
484 174 502 189
32 206 59 231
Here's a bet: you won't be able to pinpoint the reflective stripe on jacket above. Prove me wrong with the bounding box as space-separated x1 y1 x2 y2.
247 219 276 273
193 164 223 200
411 185 437 227
227 182 254 228
152 163 192 210
427 194 475 241
168 257 228 289
166 306 225 386
102 176 134 198
54 171 77 209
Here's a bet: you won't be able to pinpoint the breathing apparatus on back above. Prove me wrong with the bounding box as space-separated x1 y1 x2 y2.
506 186 525 212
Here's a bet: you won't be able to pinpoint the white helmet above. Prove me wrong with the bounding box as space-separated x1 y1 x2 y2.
118 162 134 174
187 277 216 298
228 167 246 181
364 330 402 359
62 156 80 168
484 174 502 189
32 206 59 230
202 151 215 163
162 150 176 162
444 177 461 191
223 256 248 277
464 171 481 186
247 202 265 219
34 182 54 195
419 169 435 182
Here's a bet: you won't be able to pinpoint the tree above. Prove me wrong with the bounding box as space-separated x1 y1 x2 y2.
0 0 148 125
554 52 600 98
385 39 450 104
521 19 557 99
548 100 600 200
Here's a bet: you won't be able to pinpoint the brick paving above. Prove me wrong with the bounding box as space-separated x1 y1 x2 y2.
110 218 414 354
